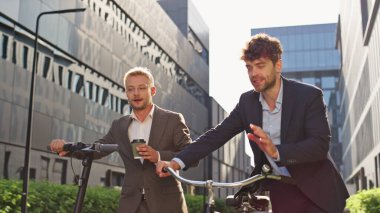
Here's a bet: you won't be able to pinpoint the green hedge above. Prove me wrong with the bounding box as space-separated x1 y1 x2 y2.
0 179 233 213
185 193 233 213
0 179 119 213
346 188 380 213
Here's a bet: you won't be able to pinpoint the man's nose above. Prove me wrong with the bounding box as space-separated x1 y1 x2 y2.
249 68 258 77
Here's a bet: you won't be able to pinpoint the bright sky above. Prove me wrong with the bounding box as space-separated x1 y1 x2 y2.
191 0 340 163
191 0 340 112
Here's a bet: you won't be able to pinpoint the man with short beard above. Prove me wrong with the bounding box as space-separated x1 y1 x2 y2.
157 33 349 213
50 67 192 213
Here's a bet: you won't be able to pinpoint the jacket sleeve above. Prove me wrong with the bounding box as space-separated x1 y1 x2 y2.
175 98 246 170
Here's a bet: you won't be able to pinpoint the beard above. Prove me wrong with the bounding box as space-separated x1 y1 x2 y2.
130 98 152 111
252 72 277 92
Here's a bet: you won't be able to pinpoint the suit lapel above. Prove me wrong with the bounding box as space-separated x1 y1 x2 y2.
281 78 295 143
251 92 263 127
120 116 135 160
247 91 269 173
147 106 166 149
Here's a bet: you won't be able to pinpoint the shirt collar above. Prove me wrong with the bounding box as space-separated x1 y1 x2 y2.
259 78 283 111
130 104 155 121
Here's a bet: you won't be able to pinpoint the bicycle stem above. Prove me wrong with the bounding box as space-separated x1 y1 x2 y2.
206 180 215 206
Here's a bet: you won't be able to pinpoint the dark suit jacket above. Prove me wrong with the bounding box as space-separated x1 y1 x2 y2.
97 106 191 213
176 77 349 213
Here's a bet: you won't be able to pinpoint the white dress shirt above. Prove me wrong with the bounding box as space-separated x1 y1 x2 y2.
128 105 154 164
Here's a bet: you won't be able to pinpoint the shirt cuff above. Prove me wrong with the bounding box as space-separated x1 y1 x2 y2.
274 149 280 161
157 151 161 162
172 157 186 170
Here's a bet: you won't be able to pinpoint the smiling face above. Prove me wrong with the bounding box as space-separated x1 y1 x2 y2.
245 57 281 93
125 74 156 111
241 34 283 94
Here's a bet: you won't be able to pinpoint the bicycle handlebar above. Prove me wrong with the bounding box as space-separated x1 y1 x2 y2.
47 142 119 154
164 166 282 188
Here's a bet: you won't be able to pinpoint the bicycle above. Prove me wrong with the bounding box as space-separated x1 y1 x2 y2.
52 143 283 213
163 165 283 213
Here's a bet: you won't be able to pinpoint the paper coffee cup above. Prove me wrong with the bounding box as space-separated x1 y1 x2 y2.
131 139 146 159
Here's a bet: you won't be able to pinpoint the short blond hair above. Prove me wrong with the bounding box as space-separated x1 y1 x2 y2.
123 67 155 88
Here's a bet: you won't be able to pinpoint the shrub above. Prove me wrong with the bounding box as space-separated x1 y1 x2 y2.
346 188 380 213
0 179 119 213
0 179 233 212
185 194 234 213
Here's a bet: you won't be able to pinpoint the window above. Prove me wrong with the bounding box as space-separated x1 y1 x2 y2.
360 0 369 35
40 156 50 180
376 154 380 187
302 77 316 86
22 45 28 69
19 167 36 180
42 56 51 78
11 41 16 64
1 34 8 59
105 170 124 187
100 88 109 106
109 94 114 110
53 159 67 184
66 69 73 90
94 84 100 102
322 76 336 89
73 73 84 95
57 65 63 86
3 151 11 178
85 81 93 100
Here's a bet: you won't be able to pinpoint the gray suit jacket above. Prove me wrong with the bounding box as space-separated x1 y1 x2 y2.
97 106 191 213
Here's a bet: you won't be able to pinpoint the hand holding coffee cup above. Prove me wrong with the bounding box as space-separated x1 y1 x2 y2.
132 140 159 163
131 139 146 159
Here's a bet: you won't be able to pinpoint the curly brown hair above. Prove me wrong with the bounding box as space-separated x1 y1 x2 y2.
240 33 283 65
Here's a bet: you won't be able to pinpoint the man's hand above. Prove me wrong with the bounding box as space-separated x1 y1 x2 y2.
156 160 181 178
247 124 279 159
136 144 159 163
49 139 69 157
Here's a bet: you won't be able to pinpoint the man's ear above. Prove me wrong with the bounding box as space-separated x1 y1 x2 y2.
151 86 157 96
275 59 282 73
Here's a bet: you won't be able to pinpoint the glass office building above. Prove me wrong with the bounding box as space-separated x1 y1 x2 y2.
0 0 251 198
251 24 343 171
337 0 380 192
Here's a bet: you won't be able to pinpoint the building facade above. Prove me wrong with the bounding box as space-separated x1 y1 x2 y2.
251 24 343 171
337 0 380 191
0 0 251 199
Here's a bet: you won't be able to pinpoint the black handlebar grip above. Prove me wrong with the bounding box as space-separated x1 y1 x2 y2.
93 143 118 153
61 142 87 152
62 143 74 151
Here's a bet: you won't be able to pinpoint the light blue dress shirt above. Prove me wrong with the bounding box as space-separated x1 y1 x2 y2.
259 79 291 177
